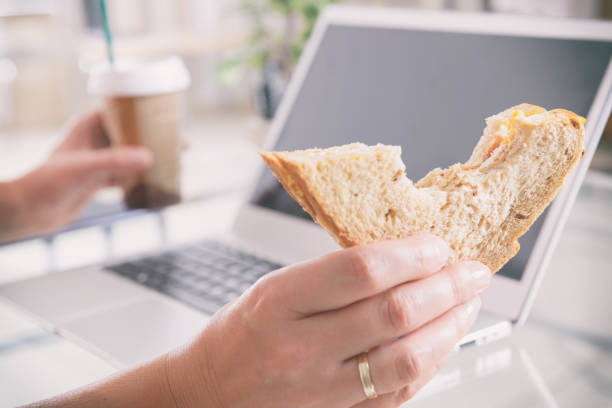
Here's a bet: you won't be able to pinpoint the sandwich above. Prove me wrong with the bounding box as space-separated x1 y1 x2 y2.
260 104 585 273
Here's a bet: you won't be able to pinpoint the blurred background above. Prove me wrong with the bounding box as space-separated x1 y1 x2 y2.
0 0 611 178
0 0 610 125
0 2 611 406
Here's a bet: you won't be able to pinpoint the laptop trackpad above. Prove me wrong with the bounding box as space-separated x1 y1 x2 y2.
0 269 208 366
61 298 208 366
0 269 152 324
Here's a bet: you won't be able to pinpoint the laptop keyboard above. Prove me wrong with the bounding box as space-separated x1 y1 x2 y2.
106 240 282 315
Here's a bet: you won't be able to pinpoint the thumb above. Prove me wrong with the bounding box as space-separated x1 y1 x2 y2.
73 147 153 193
63 146 153 181
54 110 108 153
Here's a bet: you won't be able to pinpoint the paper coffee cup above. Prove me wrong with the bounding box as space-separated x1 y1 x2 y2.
88 56 191 209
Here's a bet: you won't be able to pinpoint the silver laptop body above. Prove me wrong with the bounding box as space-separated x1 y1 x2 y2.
1 6 611 368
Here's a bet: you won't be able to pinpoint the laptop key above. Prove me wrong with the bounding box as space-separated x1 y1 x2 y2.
135 271 149 284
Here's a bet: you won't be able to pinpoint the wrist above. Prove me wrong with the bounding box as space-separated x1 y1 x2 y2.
165 335 225 408
28 350 183 407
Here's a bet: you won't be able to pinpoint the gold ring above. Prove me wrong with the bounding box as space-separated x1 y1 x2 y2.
357 352 378 399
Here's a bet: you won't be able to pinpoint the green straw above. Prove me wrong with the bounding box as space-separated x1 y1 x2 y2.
99 0 114 66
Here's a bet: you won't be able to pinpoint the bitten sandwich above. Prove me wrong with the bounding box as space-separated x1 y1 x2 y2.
260 104 585 273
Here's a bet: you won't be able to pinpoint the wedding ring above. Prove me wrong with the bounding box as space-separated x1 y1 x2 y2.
357 352 378 399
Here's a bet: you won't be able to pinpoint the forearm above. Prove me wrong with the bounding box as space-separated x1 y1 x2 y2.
24 353 179 408
0 180 26 244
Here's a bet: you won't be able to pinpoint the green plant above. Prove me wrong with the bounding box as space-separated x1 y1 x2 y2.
217 0 337 85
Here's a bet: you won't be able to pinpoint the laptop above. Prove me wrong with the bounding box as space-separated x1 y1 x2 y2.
1 6 611 368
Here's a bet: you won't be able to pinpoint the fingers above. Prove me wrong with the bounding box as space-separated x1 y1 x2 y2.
348 387 416 408
73 110 105 140
310 261 490 360
368 297 480 396
333 297 480 406
46 147 152 197
265 234 450 316
71 147 153 179
337 297 481 407
54 110 109 153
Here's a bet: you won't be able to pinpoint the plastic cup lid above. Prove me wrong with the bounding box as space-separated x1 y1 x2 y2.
87 56 191 97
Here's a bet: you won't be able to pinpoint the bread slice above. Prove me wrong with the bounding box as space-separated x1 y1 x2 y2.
260 104 585 273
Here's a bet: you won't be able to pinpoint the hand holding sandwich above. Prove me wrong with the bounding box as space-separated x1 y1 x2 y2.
169 234 489 408
33 234 488 408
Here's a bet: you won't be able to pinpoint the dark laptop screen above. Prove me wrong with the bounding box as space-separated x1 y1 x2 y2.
250 23 612 280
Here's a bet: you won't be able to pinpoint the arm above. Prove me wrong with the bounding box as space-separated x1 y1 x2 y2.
24 355 177 408
26 235 490 408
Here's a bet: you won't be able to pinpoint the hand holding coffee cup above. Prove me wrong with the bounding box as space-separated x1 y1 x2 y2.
88 56 191 208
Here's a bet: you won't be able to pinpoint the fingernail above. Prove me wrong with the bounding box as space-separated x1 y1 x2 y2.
463 296 482 316
466 261 491 293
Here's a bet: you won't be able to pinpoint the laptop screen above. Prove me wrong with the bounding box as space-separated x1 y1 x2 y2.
250 23 612 281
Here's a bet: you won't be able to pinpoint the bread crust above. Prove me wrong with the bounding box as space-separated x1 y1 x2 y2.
479 108 585 271
260 104 585 273
261 152 353 246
